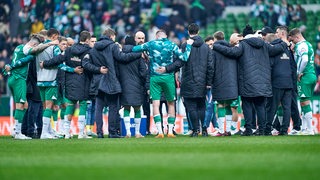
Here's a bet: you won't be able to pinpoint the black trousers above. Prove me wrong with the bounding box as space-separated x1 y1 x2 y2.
95 91 121 135
266 88 292 133
22 99 43 137
183 97 206 132
142 92 151 133
273 89 301 131
241 96 267 133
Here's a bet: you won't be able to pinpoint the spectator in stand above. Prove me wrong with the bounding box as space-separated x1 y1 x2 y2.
31 17 44 34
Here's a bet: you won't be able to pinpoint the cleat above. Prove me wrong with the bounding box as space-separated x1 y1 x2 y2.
190 131 198 137
78 134 92 139
185 130 193 135
271 129 279 136
155 134 164 138
224 131 231 136
14 133 32 140
87 131 97 136
288 129 300 135
167 133 176 138
64 133 72 139
202 130 208 137
40 133 55 139
135 133 144 138
214 132 225 137
125 134 131 138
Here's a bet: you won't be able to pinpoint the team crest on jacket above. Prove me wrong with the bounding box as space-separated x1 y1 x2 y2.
280 53 290 60
70 56 81 62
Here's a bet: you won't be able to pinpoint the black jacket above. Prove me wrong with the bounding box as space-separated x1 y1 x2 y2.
212 36 286 97
211 40 238 101
270 39 293 89
118 45 147 106
90 36 141 95
43 43 92 101
26 58 41 102
166 35 213 98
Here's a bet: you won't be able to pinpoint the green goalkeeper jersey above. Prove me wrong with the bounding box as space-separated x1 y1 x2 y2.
10 44 33 80
294 40 316 83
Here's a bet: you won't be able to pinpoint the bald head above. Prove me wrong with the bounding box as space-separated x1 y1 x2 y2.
135 31 145 45
66 37 75 47
229 33 243 46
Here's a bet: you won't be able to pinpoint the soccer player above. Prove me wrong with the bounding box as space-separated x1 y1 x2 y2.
6 34 58 139
289 28 317 135
132 29 193 138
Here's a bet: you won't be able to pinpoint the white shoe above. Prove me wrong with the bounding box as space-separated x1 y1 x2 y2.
135 133 144 138
185 130 193 135
65 133 72 139
78 134 92 139
14 133 32 140
40 133 55 139
50 129 64 139
301 129 315 135
271 129 279 136
288 129 300 135
87 131 97 136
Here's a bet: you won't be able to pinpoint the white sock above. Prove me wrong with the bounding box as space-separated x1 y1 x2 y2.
168 123 174 134
304 111 313 131
278 116 283 126
16 122 22 134
134 118 141 135
54 121 58 132
42 117 51 134
156 122 163 134
124 116 131 136
226 115 232 132
301 113 307 130
78 115 85 135
231 120 238 130
64 115 71 135
14 120 19 134
218 117 225 133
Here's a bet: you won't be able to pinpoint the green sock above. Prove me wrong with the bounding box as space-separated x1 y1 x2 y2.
124 108 130 117
14 109 25 123
217 107 226 118
134 109 141 118
154 114 161 123
52 110 58 122
60 107 65 120
168 116 175 124
43 109 52 119
301 104 312 114
79 100 87 116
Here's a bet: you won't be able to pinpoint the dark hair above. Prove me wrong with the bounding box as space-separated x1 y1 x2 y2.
103 28 116 37
47 28 59 38
213 31 225 40
276 25 289 33
188 23 199 35
79 30 91 42
58 36 67 42
156 29 166 36
242 24 254 37
124 35 136 46
204 36 214 42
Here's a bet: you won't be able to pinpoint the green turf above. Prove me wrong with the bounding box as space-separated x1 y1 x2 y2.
0 135 319 180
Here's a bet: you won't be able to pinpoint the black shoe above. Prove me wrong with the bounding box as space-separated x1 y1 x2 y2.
234 130 243 135
279 132 288 136
202 129 208 137
190 131 198 137
108 134 123 138
97 133 104 138
146 131 152 135
264 131 272 136
224 131 231 136
253 129 264 136
241 130 252 136
173 130 178 136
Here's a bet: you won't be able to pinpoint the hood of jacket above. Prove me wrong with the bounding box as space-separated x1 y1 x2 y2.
214 40 232 47
94 36 114 50
70 43 91 56
242 37 264 49
191 35 204 47
270 38 282 45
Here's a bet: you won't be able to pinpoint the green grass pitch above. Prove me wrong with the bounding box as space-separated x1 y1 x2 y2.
0 135 319 180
